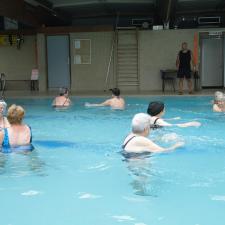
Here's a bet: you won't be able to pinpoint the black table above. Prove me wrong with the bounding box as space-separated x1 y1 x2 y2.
160 69 177 92
160 69 200 92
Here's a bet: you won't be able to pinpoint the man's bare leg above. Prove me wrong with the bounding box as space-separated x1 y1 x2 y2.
187 79 193 94
179 78 184 94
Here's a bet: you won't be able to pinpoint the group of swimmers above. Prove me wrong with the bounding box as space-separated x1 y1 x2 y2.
0 87 224 153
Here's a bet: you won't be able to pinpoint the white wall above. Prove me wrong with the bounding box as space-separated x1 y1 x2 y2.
2 28 225 92
37 33 47 91
0 35 36 90
70 32 115 92
139 29 196 91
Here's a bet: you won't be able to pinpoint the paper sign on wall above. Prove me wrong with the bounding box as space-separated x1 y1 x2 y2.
31 69 39 80
75 40 80 49
74 55 81 64
74 39 91 64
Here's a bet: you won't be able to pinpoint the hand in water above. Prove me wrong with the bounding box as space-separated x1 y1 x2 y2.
166 117 181 120
188 121 201 127
173 117 181 120
178 121 201 127
174 141 185 148
84 102 91 107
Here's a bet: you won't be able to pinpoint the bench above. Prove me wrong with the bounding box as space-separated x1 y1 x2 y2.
4 80 38 91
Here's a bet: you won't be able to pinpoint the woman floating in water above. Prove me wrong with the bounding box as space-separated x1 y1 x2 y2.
85 88 125 110
122 113 184 154
52 87 71 108
213 91 225 112
0 104 33 153
147 101 201 128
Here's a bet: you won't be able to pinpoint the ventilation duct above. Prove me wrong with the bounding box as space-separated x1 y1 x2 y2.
198 16 221 25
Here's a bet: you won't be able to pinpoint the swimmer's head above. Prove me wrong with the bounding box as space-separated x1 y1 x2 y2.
147 101 165 116
109 88 120 97
7 104 25 125
132 113 151 135
59 87 69 96
0 100 7 116
214 91 225 102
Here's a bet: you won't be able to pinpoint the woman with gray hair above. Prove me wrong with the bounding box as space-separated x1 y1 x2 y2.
122 113 184 153
213 91 225 112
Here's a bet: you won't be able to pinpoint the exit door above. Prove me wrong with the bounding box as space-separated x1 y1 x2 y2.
201 37 223 87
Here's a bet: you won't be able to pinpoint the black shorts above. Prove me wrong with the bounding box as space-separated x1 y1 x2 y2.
177 68 191 79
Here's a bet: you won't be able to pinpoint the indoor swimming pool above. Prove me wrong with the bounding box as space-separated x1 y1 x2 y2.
0 96 225 225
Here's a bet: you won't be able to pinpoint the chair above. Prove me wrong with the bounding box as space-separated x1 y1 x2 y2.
160 70 176 92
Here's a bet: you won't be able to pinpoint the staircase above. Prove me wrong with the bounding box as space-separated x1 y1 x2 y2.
116 28 139 91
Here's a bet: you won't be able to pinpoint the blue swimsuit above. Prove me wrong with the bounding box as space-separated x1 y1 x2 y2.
1 127 34 153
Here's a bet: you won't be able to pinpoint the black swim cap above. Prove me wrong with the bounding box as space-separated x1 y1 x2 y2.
109 88 120 96
147 101 165 116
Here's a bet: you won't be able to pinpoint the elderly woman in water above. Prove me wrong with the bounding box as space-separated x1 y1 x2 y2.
0 104 33 152
0 100 10 129
213 91 225 112
122 113 184 153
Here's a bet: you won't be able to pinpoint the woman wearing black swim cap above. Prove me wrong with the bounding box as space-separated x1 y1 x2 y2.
147 101 201 128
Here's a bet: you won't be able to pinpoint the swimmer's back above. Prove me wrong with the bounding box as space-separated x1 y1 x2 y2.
109 97 125 109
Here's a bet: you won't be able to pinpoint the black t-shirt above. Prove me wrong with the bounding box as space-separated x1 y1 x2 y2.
178 50 191 70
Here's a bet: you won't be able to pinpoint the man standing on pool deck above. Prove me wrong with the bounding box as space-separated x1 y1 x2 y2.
176 42 196 95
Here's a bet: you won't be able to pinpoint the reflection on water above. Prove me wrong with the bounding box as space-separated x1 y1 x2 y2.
0 150 46 177
122 152 159 196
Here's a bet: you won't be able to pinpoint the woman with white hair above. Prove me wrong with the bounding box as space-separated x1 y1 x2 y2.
0 100 10 129
213 91 225 112
122 113 184 153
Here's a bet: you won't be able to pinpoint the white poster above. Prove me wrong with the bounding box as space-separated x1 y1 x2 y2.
75 40 80 49
74 55 81 64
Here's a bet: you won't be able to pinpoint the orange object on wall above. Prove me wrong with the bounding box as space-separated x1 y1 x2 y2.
193 33 198 66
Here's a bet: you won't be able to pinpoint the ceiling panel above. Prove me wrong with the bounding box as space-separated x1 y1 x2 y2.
177 0 223 11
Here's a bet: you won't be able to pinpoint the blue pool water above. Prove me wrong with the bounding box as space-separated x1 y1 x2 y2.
0 96 225 225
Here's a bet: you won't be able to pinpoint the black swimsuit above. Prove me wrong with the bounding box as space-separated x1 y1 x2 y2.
122 135 136 149
150 118 162 129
